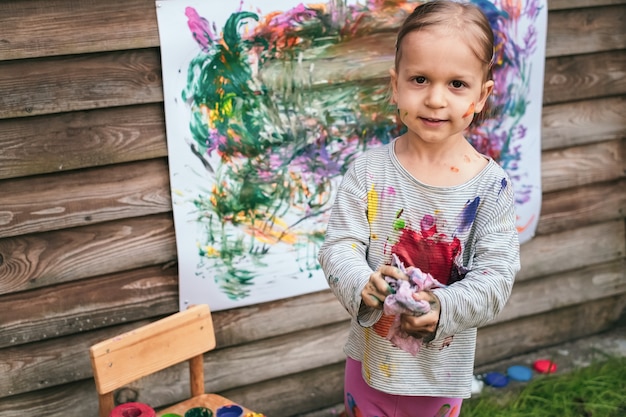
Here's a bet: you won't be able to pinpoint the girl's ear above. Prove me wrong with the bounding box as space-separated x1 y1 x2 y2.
474 79 494 113
389 67 399 104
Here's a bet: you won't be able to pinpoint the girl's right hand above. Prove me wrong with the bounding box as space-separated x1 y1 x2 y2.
361 265 406 309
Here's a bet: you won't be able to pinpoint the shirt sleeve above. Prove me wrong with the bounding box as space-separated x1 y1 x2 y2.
317 158 382 326
433 174 521 339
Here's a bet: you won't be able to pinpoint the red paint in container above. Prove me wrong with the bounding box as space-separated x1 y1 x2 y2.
109 402 156 417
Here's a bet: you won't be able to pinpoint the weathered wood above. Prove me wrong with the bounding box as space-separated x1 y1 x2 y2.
0 213 176 295
543 49 626 105
0 158 172 239
0 379 100 417
2 293 624 417
0 0 160 61
4 218 623 398
2 32 625 120
494 259 626 324
0 103 167 180
518 219 625 282
541 140 624 193
546 5 626 57
476 293 626 365
541 96 626 151
0 50 163 119
537 178 626 235
549 0 626 10
0 265 178 348
0 292 348 398
124 321 350 411
2 0 623 62
0 320 149 398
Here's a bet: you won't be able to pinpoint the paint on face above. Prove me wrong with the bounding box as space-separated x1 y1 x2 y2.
462 102 475 118
450 166 460 173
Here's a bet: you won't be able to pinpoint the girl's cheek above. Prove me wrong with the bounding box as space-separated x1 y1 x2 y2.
462 102 475 118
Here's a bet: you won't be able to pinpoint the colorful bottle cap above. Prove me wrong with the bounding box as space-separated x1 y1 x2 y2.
533 359 557 373
507 365 533 381
484 371 509 388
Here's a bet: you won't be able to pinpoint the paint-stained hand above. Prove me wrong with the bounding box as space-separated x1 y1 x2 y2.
361 265 404 309
401 291 441 342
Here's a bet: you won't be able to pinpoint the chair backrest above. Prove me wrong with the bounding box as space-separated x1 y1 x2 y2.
89 304 216 415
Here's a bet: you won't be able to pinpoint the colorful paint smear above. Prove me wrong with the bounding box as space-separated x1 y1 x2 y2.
178 0 542 300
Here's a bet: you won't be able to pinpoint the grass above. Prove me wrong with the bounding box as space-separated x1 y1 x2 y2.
461 356 626 417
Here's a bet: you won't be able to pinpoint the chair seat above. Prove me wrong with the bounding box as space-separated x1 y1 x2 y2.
156 393 252 416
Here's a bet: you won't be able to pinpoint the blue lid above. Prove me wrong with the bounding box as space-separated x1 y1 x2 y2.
484 371 509 387
507 365 533 382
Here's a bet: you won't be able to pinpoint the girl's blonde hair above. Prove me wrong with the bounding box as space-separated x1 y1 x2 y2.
394 0 495 80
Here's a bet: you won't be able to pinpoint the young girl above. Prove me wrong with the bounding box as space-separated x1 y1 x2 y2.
317 1 521 416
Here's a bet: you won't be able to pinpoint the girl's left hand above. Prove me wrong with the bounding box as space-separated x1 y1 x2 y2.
400 291 441 342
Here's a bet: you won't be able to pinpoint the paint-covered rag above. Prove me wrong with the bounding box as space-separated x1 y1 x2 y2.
383 254 446 356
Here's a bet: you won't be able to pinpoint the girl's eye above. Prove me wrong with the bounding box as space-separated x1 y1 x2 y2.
451 80 465 89
413 76 426 84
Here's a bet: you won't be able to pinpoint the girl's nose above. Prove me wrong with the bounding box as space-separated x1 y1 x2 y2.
425 86 447 108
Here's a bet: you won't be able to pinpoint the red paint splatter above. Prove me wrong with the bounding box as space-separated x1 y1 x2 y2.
450 166 460 173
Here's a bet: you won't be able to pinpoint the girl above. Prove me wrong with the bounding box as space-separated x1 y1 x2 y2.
317 1 521 416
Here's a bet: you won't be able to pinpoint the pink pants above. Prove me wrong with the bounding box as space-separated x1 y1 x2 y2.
344 358 463 417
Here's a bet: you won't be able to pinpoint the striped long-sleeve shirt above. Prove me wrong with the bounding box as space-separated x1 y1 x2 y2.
318 140 520 398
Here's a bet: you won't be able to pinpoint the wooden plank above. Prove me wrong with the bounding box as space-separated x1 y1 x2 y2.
2 39 625 121
541 96 626 151
123 321 350 411
0 213 176 295
537 179 626 235
0 379 100 417
0 294 348 398
545 5 626 57
476 293 626 365
493 259 626 325
0 265 178 348
543 50 626 105
0 0 624 60
212 290 348 347
0 50 163 120
0 103 167 180
549 0 626 11
0 0 160 61
518 220 625 282
90 305 216 395
541 140 624 193
0 321 147 398
0 158 172 239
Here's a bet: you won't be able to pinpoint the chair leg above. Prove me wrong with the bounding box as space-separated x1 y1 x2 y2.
189 354 205 397
99 392 115 417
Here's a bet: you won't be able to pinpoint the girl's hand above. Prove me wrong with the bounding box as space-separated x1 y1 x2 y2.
401 291 441 341
361 265 405 309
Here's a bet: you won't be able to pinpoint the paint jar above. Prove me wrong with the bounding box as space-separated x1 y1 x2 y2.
216 404 244 417
109 402 156 417
184 407 213 417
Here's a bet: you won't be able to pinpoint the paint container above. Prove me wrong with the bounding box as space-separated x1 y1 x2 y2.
109 402 156 417
216 404 244 417
184 407 213 417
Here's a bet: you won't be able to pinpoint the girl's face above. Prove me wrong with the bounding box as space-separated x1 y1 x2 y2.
390 27 493 146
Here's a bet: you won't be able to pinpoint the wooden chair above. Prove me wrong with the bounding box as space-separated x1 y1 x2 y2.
89 304 254 417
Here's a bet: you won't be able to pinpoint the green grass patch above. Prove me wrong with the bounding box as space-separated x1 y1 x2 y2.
462 356 626 417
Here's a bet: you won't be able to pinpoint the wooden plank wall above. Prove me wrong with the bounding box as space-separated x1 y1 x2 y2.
0 0 625 415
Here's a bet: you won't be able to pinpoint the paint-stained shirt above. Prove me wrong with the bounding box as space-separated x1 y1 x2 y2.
318 139 520 398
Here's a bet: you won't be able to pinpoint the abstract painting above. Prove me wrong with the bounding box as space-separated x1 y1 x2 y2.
155 0 546 311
